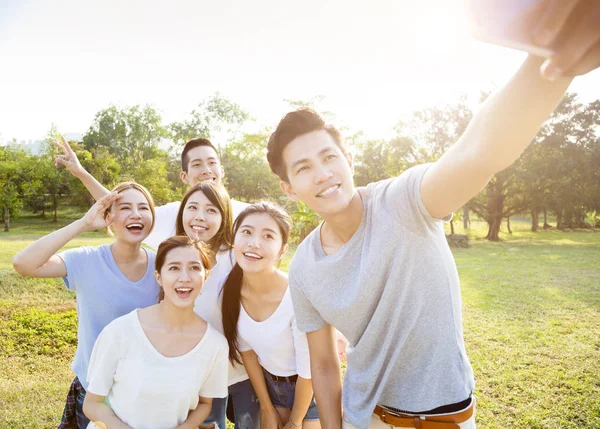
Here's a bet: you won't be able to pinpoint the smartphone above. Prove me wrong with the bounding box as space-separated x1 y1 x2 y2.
464 0 554 57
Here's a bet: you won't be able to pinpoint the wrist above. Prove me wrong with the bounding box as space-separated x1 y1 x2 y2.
74 218 90 233
289 420 302 428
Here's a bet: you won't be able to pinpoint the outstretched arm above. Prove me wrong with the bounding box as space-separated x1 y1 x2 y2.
421 55 572 219
421 0 600 219
53 136 110 201
12 193 119 278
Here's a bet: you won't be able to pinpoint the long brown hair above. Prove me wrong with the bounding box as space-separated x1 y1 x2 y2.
175 182 233 255
221 202 291 365
155 235 212 302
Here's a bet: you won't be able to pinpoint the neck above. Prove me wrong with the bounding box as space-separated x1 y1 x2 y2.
157 299 196 331
110 239 143 263
320 190 364 245
242 267 281 295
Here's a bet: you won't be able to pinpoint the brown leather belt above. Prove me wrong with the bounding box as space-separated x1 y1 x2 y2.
373 398 475 429
264 368 298 384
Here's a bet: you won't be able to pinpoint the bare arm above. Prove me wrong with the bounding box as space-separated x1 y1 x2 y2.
421 55 573 219
177 396 213 429
306 325 342 429
83 392 133 429
12 193 119 278
287 376 314 428
53 136 110 201
241 350 283 429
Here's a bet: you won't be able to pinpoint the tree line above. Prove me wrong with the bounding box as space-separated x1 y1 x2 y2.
1 92 598 241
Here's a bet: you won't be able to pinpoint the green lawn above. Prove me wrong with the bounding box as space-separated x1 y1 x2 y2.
1 214 599 428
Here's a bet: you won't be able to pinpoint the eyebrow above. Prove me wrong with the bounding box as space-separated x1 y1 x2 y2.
190 157 218 163
290 147 335 172
263 228 278 235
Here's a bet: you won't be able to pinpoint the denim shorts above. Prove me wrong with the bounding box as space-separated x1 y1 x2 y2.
263 369 319 421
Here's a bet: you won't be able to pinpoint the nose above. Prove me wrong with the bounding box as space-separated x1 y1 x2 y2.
130 207 142 219
195 209 206 221
179 267 191 282
248 234 260 248
313 162 333 185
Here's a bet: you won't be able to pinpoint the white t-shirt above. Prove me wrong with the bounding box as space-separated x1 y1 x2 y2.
194 250 250 386
144 199 248 250
86 310 229 429
237 288 311 379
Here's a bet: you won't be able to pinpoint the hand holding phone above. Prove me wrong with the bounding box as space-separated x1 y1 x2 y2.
465 0 600 80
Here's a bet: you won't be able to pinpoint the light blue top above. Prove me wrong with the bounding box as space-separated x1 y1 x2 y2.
58 244 159 389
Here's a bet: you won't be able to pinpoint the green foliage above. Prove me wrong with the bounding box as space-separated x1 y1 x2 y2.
83 104 167 170
289 201 321 243
0 307 77 359
221 129 282 202
169 92 249 148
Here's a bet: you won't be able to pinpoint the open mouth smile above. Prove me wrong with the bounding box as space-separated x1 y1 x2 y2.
316 184 340 198
243 252 263 261
174 287 193 299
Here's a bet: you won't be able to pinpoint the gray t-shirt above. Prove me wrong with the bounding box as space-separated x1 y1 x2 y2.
289 164 475 429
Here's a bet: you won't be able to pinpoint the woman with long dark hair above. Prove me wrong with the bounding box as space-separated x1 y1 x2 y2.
222 202 320 429
175 182 260 429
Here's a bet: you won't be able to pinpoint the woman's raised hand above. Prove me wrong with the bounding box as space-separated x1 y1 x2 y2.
53 135 85 177
81 193 120 231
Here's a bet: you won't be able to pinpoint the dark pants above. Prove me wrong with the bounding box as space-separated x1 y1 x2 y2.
203 378 260 429
57 377 91 429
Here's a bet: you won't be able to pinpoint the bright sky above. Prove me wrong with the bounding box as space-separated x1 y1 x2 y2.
1 0 599 143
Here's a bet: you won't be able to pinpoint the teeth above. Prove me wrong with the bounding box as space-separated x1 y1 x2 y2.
192 225 207 232
318 185 339 197
244 252 262 259
126 223 143 229
175 288 192 292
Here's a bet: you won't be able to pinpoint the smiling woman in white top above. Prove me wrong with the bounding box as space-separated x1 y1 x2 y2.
83 235 229 429
222 202 321 429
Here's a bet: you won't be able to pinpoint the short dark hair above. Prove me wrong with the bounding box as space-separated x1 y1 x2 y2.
155 235 211 302
267 108 348 182
181 138 220 172
175 182 233 255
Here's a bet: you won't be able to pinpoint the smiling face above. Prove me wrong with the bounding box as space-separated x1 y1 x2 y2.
180 145 224 186
234 213 288 274
156 245 206 307
280 129 355 217
181 190 223 243
108 188 154 244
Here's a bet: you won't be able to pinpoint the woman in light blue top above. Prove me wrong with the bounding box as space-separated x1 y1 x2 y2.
12 182 160 429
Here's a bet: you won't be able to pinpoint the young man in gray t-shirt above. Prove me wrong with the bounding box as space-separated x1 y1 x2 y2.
266 37 599 428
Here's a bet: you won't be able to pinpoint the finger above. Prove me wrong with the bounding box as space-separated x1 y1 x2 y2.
565 41 600 76
532 0 579 47
542 8 600 78
61 135 75 155
51 140 69 156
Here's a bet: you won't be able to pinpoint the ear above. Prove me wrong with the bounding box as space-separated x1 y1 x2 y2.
345 151 354 174
154 270 161 285
280 180 300 201
180 170 191 186
279 243 289 260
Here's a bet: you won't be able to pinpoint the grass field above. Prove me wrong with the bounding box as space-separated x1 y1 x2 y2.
1 213 599 428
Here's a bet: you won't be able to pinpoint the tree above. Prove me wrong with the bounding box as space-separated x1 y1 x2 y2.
168 93 249 148
220 130 282 202
83 105 166 170
0 146 28 231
